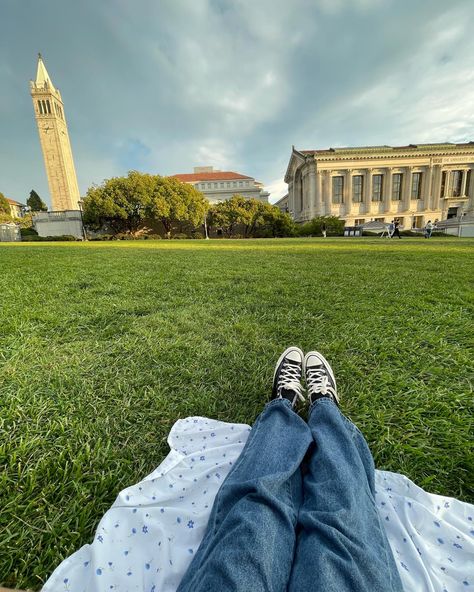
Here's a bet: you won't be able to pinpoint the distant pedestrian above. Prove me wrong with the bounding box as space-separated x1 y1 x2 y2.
424 220 434 239
321 223 327 238
392 220 401 239
388 221 395 238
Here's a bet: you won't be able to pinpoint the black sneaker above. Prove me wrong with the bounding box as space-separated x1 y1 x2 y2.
272 347 305 407
304 351 340 406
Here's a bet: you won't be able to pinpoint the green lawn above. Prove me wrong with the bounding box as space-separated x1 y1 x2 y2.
1 238 473 589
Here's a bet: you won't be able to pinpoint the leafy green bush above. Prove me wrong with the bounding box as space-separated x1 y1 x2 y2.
298 216 344 237
172 233 190 239
191 231 204 239
22 235 77 242
20 227 38 237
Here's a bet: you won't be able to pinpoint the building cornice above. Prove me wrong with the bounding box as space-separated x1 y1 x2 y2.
299 143 474 163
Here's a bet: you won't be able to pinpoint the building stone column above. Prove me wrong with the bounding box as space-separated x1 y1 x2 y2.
296 174 303 218
303 172 308 216
461 169 468 197
308 168 317 219
424 166 432 209
344 169 352 216
431 166 442 211
403 166 412 211
288 181 295 217
364 169 373 215
316 170 323 217
384 168 392 213
467 167 474 212
444 171 451 198
324 171 332 216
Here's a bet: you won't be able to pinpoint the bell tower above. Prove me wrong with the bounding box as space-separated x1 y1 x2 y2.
30 54 81 211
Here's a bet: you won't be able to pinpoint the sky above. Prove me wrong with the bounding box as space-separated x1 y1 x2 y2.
1 0 474 207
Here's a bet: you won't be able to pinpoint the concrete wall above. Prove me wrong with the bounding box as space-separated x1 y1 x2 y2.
33 210 83 239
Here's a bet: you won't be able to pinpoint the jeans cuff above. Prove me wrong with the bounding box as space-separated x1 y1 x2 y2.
265 397 294 411
308 396 338 416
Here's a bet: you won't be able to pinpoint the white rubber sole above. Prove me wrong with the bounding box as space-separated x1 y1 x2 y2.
304 350 340 405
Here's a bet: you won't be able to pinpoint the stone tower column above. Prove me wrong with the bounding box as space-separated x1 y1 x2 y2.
384 168 392 213
30 54 81 212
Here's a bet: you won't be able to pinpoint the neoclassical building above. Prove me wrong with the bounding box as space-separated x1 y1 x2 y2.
172 166 269 203
284 143 474 227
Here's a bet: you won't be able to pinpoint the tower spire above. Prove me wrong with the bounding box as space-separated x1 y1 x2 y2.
35 53 55 90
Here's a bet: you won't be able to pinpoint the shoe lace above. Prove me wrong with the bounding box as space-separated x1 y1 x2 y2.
306 367 337 399
278 362 305 402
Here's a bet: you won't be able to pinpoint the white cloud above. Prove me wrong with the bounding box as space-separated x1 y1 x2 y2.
1 0 473 203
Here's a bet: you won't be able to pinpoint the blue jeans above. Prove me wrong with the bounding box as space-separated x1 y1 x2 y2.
177 399 403 592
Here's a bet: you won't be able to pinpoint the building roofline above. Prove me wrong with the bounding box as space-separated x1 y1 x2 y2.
170 171 254 182
298 141 474 157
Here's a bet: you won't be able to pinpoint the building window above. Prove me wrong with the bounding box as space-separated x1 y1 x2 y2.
332 176 344 204
394 217 404 226
440 171 447 197
372 174 383 201
411 172 422 199
38 100 43 115
412 216 423 229
42 100 47 114
239 181 243 187
374 217 385 222
226 182 230 188
447 206 459 219
354 218 365 226
392 173 403 200
46 100 52 114
352 175 363 202
448 170 463 197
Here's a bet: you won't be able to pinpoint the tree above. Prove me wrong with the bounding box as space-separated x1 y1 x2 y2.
27 190 47 212
82 171 155 235
259 203 296 237
82 171 208 237
208 196 296 238
147 176 208 237
0 192 10 215
208 195 255 237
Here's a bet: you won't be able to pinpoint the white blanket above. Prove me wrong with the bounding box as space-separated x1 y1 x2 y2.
43 417 474 592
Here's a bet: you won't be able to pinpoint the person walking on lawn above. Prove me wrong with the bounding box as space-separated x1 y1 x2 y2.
424 220 434 238
392 219 401 239
177 347 404 592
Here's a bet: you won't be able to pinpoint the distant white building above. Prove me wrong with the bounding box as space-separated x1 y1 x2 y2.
6 198 26 218
274 194 289 213
171 166 269 204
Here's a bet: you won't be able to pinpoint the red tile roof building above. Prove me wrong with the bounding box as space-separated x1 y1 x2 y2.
170 167 269 203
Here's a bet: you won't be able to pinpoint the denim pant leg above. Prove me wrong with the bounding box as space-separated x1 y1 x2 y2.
177 399 313 592
288 398 403 592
